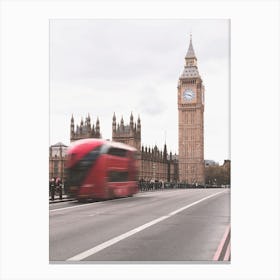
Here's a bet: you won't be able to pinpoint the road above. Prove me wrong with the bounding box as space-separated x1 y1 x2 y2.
49 188 230 262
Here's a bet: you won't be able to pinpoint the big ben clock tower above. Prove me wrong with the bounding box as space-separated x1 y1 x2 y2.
178 35 205 184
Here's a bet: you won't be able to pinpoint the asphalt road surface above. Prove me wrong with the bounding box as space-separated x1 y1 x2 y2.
49 188 230 262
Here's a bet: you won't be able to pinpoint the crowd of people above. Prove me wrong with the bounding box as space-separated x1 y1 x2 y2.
137 179 205 192
49 177 63 200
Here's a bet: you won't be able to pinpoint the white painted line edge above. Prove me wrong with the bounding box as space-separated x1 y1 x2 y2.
67 189 227 261
49 200 109 212
49 189 202 213
49 191 167 212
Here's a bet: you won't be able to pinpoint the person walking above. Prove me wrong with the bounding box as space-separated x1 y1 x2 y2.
50 177 56 201
56 177 63 200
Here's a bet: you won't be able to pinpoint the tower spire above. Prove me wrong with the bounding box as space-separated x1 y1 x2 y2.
182 33 199 77
185 33 196 59
130 111 134 128
96 117 100 138
112 112 116 133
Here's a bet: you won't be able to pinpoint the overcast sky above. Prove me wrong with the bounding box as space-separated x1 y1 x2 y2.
50 19 229 164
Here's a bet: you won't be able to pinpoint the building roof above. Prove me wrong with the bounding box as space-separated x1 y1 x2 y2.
181 66 200 78
50 142 68 147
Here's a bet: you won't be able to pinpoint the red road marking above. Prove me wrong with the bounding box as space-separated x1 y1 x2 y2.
224 241 231 261
213 224 231 261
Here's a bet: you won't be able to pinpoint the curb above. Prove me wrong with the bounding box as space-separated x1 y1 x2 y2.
49 198 76 204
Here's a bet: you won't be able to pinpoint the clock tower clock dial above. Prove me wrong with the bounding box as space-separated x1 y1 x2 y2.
183 88 195 102
177 35 205 184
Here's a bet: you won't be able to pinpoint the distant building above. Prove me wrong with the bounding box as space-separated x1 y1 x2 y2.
49 142 68 181
205 160 219 167
222 159 231 169
205 159 231 186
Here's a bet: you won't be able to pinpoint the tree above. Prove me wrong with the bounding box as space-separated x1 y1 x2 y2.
205 161 230 186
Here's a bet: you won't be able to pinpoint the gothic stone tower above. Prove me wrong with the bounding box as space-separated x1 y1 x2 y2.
70 114 101 142
177 35 205 184
112 112 141 152
112 113 141 176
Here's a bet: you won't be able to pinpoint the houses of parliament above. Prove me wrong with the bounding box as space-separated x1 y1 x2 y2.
50 35 207 185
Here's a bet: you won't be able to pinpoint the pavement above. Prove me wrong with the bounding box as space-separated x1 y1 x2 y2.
49 195 75 203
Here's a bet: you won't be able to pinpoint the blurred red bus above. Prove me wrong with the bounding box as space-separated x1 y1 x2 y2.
65 138 138 201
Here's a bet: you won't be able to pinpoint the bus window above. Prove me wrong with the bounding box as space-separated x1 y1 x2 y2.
107 148 127 157
80 147 101 168
108 171 129 182
67 145 102 186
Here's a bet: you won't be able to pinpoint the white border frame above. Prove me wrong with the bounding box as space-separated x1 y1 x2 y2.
1 1 279 280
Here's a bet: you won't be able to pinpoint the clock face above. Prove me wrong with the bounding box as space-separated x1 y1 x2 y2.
183 89 195 101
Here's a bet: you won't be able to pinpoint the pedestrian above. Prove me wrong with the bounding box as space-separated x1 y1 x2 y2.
56 177 62 200
50 177 56 201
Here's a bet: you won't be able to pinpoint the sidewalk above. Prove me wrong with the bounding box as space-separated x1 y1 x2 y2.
49 195 75 204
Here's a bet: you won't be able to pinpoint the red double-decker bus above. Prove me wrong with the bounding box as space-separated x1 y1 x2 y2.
65 138 138 201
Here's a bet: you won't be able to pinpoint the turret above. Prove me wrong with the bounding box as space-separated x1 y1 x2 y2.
86 114 91 133
70 114 74 134
120 116 124 130
91 124 95 135
130 112 134 129
112 112 116 133
163 143 167 160
79 118 83 134
137 115 141 133
96 117 100 136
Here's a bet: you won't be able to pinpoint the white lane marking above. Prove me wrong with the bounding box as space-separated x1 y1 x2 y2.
50 202 106 212
88 211 101 217
67 190 227 261
49 198 129 212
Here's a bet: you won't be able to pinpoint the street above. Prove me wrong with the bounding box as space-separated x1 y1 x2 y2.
49 188 230 262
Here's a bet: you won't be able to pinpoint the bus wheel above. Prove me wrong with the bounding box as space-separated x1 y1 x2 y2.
78 198 87 203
